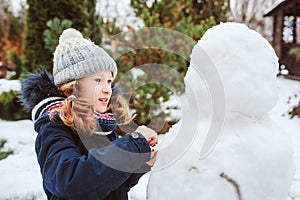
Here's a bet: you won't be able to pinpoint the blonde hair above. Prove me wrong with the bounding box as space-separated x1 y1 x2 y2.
51 80 133 136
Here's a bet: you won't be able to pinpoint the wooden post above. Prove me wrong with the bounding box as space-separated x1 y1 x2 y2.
293 15 297 44
273 11 283 58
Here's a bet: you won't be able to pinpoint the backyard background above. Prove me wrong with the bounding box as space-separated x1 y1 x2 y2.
1 0 300 199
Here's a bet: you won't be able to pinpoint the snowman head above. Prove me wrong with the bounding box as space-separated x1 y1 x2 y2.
189 22 278 118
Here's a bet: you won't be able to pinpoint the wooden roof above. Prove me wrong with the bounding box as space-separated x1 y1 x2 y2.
264 0 298 16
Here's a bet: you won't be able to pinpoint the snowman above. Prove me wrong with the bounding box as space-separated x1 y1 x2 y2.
146 23 294 200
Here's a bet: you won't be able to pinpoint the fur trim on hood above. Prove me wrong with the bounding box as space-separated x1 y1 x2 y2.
21 69 66 111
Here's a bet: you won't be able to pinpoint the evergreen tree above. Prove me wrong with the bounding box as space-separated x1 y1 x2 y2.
43 18 72 53
113 0 230 133
23 0 95 72
199 0 230 24
131 0 230 40
82 0 103 44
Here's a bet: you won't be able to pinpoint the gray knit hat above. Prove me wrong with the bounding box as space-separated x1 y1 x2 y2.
53 28 117 86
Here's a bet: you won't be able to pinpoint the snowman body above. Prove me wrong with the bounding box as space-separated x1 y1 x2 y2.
147 23 294 200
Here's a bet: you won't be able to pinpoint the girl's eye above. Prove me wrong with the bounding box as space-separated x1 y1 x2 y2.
107 79 112 84
94 79 101 83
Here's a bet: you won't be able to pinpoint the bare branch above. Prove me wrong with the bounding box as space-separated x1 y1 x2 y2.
220 172 242 200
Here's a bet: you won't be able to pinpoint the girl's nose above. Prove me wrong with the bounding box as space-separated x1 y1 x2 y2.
102 85 111 94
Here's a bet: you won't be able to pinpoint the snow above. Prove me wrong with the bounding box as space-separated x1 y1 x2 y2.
270 78 300 200
147 22 297 200
0 120 45 199
264 0 286 16
0 22 300 199
96 0 143 30
0 79 21 95
9 0 26 16
0 77 299 199
201 23 278 117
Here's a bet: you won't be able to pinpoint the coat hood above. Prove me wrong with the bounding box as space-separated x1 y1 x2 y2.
21 69 66 111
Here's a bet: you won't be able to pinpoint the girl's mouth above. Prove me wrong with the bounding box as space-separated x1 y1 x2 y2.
98 98 108 103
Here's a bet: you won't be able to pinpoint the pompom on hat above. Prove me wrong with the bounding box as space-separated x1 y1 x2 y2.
53 28 117 86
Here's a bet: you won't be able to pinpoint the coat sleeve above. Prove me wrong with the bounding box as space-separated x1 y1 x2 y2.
125 171 149 193
35 121 150 199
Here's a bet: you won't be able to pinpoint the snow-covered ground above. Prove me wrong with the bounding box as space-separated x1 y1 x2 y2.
1 22 300 199
0 77 299 199
270 77 300 200
0 120 45 199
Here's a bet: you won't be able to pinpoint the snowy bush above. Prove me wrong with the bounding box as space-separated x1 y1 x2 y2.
0 139 13 160
0 79 29 120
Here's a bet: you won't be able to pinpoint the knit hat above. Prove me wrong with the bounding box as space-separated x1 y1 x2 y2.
53 28 117 86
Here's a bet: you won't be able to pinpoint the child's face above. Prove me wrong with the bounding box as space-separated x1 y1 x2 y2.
79 70 113 113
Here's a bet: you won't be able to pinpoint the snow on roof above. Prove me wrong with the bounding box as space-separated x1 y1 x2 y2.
264 0 287 16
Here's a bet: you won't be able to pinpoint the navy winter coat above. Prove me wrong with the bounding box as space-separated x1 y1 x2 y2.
34 112 150 200
21 70 151 200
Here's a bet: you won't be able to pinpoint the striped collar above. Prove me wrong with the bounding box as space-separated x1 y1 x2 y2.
32 97 117 136
31 97 65 122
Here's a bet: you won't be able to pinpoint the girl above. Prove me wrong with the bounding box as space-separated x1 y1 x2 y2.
21 28 158 200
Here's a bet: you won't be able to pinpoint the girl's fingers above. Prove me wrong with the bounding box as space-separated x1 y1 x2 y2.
152 150 158 157
146 150 158 166
148 136 158 147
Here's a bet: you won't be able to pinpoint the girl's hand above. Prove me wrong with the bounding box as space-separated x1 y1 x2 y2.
135 126 158 147
146 149 158 167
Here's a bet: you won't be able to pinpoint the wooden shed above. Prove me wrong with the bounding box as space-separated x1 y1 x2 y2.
264 0 300 79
